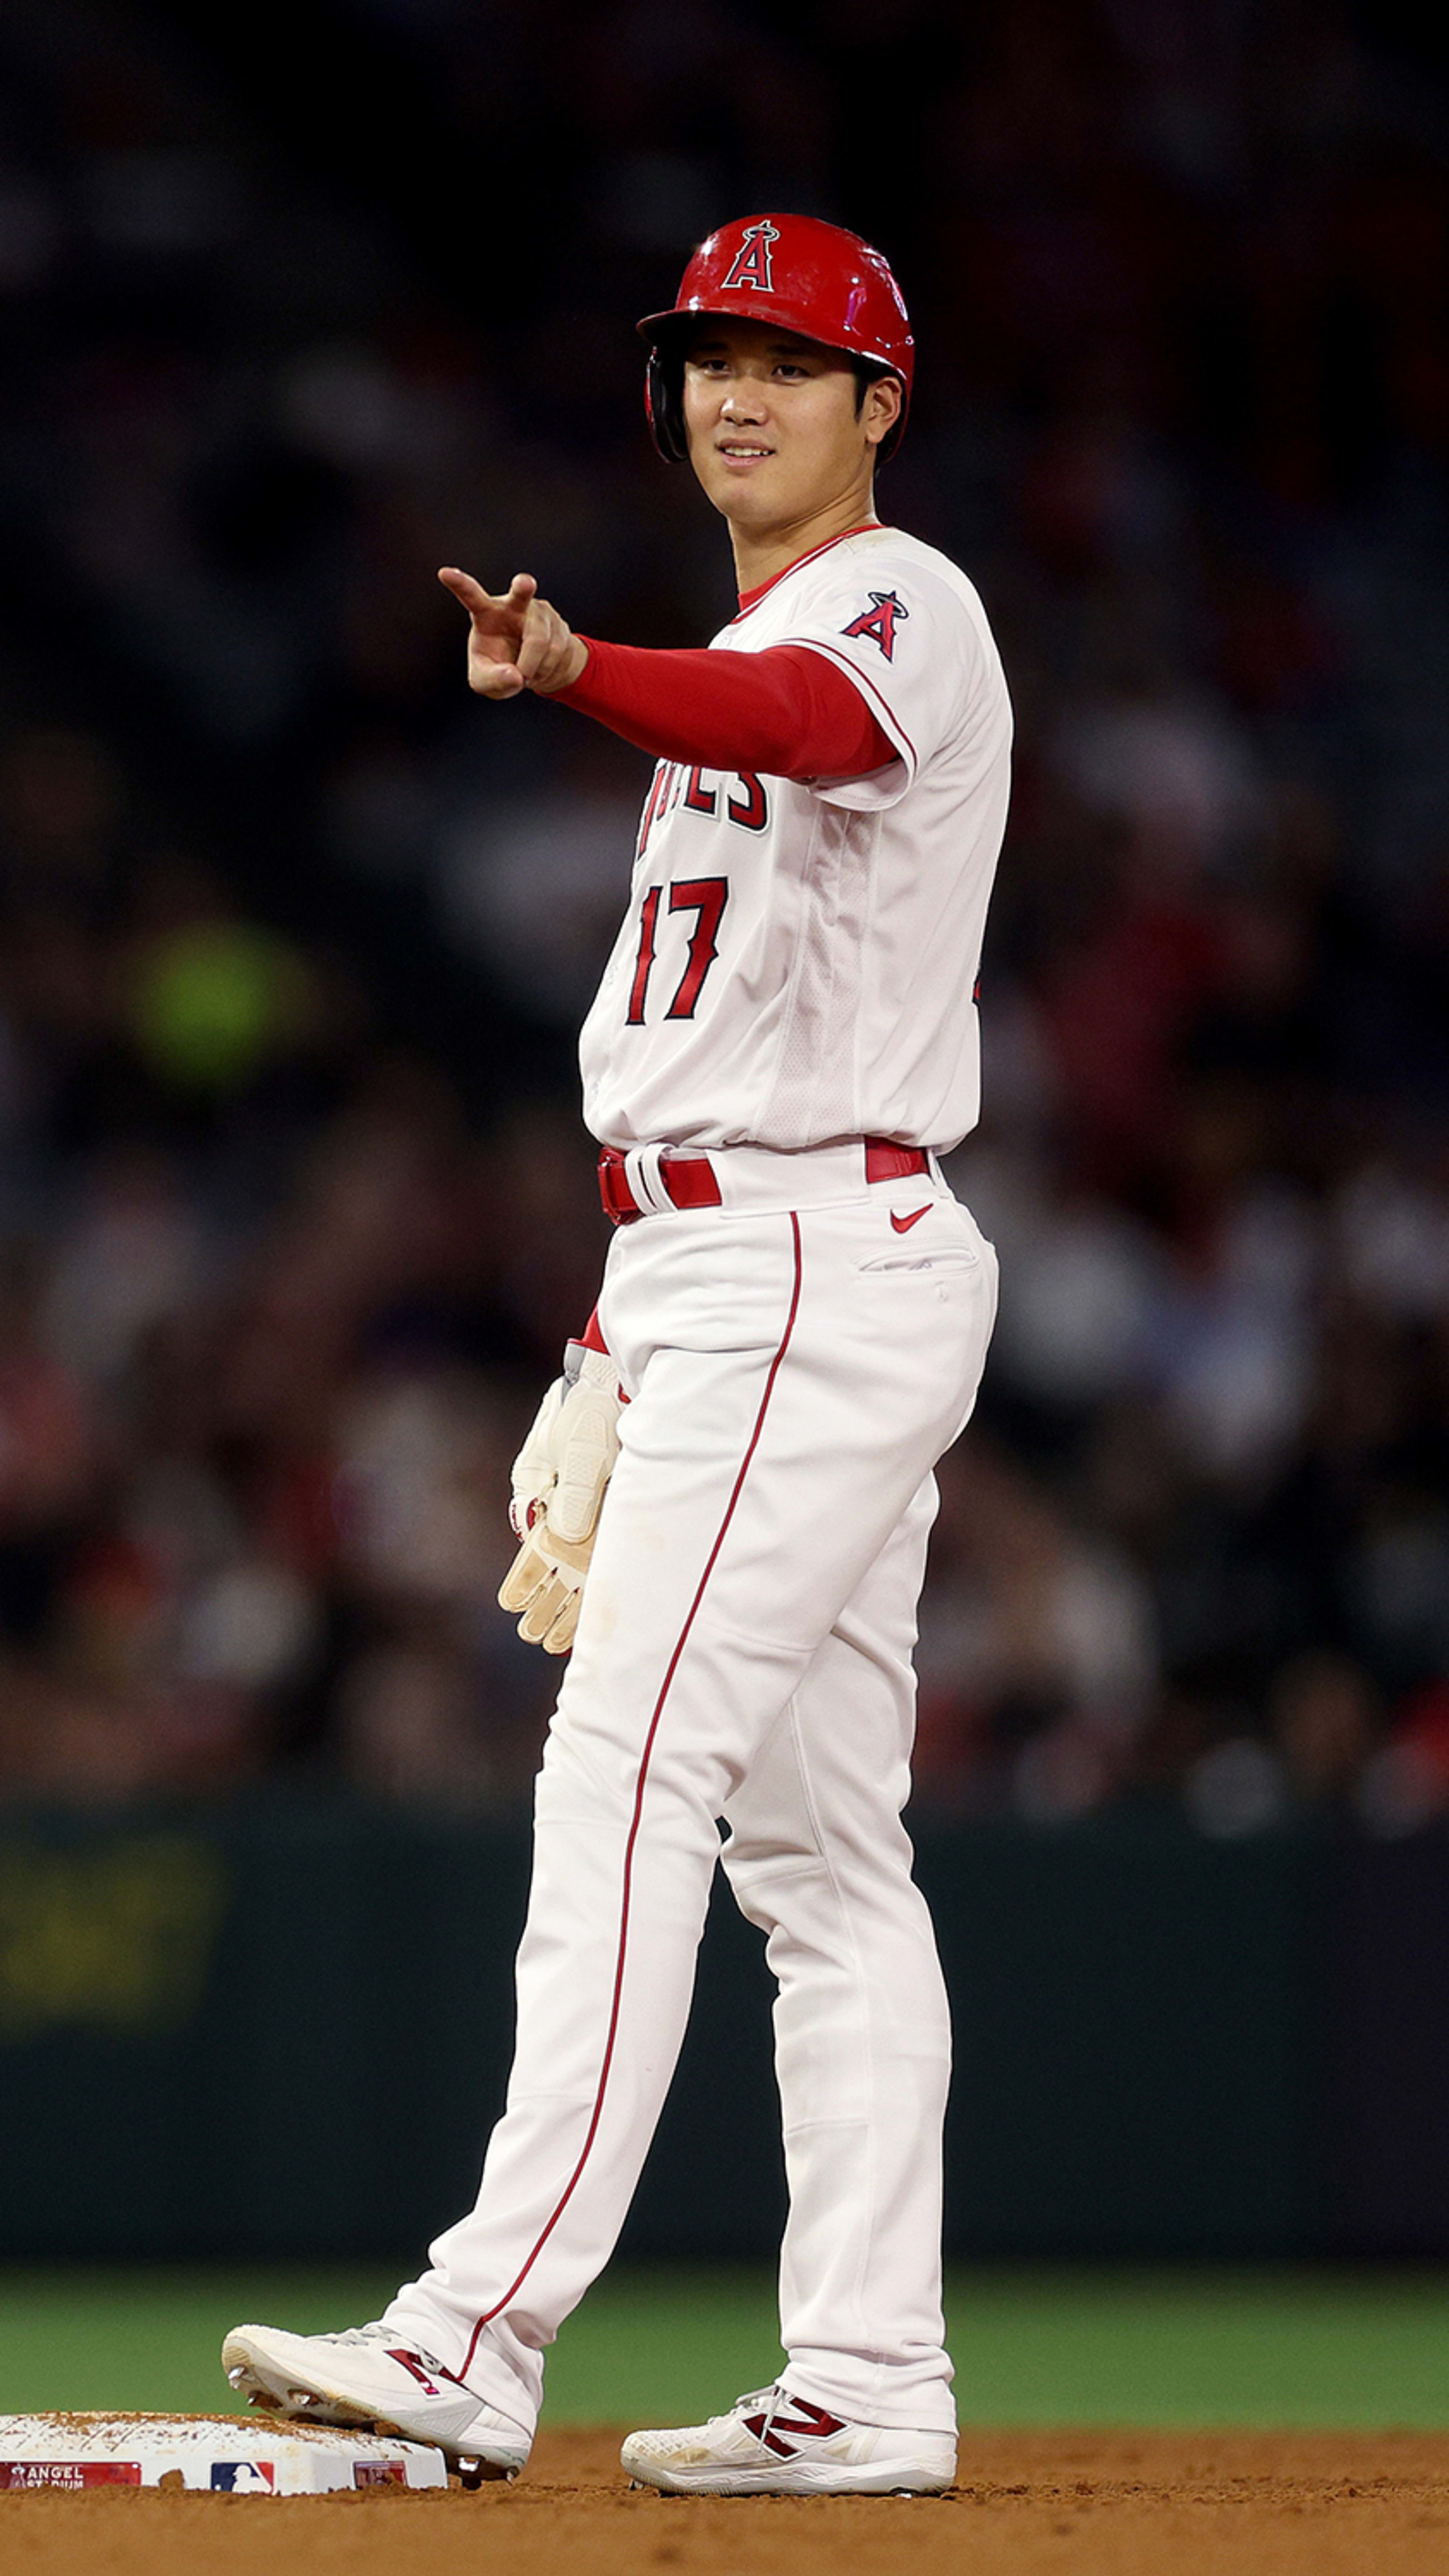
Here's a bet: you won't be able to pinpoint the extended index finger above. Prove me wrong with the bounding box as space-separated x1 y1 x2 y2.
438 566 493 618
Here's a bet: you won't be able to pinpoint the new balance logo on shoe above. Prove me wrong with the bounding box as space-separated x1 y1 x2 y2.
387 2349 471 2398
741 2397 848 2458
890 1206 931 1234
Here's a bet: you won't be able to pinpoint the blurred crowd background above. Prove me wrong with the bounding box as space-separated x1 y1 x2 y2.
0 0 1446 1833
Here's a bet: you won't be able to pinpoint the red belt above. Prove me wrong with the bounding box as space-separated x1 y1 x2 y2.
598 1139 930 1226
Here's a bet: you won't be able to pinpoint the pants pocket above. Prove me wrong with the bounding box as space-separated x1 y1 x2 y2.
858 1247 982 1276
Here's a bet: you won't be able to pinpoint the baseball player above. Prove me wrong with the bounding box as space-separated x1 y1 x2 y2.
223 212 1010 2498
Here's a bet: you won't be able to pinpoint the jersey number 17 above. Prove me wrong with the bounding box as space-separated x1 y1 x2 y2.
626 877 729 1024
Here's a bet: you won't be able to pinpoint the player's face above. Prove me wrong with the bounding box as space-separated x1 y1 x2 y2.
681 322 897 532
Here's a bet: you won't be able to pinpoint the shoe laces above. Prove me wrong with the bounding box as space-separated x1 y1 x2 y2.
732 2385 785 2415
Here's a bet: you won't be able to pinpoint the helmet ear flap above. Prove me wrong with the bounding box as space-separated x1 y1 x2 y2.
644 347 688 464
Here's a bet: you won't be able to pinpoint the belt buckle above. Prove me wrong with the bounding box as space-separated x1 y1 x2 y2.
597 1152 638 1226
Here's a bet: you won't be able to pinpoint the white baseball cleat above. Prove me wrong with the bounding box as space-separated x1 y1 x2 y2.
220 2322 530 2479
619 2384 957 2496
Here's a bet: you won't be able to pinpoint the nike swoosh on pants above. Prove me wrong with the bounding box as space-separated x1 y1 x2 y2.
890 1206 931 1234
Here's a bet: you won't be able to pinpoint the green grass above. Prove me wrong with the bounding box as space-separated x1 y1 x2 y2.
2 2265 1448 2428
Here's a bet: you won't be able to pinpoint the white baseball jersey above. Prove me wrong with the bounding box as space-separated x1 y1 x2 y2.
578 522 1012 1156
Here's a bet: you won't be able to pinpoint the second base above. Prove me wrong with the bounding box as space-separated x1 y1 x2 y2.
0 2411 448 2493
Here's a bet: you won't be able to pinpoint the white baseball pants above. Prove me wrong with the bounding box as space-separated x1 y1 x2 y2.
386 1158 997 2438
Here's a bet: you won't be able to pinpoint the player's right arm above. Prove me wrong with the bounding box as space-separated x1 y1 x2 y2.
438 565 894 781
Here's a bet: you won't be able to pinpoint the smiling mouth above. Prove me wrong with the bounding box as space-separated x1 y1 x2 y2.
717 443 774 459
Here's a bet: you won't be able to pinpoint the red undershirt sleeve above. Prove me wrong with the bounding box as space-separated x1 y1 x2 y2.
548 636 897 783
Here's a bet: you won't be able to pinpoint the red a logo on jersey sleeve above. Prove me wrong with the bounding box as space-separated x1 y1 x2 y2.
842 590 908 660
721 220 780 292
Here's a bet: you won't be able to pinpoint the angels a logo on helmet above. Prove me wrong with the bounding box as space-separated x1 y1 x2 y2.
720 220 781 293
842 590 909 660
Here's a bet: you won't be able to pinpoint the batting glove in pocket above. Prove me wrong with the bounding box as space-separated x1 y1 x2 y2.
499 1341 623 1654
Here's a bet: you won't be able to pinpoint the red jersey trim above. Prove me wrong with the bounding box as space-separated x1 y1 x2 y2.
461 1214 805 2374
731 523 886 623
777 634 918 777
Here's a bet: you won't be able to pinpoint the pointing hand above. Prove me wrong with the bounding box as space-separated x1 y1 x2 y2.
438 568 588 698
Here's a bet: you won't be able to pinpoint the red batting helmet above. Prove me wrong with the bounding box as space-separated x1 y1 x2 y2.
637 212 914 467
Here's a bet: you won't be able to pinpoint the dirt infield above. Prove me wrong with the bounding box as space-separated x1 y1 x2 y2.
5 2428 1449 2573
